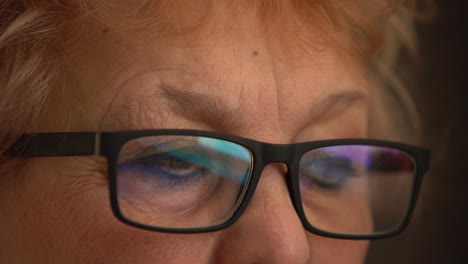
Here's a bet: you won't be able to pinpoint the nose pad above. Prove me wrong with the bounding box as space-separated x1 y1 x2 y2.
283 163 301 211
212 164 311 264
265 162 305 226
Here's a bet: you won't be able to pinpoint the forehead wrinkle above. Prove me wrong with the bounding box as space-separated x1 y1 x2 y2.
98 1 366 135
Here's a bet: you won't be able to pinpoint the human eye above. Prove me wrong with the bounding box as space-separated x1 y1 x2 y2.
115 138 226 221
299 151 356 190
118 142 216 191
115 136 254 227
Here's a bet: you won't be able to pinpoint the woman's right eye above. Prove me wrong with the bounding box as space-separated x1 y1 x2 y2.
118 144 223 191
116 144 227 218
118 148 213 190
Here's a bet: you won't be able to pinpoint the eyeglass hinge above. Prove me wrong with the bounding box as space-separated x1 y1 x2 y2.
94 133 101 155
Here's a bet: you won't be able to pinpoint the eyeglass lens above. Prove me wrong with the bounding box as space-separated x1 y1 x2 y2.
299 146 416 235
116 135 417 235
116 136 253 229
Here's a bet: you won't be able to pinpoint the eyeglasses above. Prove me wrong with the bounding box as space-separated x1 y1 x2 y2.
7 130 430 239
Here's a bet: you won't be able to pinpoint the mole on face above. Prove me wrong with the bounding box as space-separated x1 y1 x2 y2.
252 51 258 57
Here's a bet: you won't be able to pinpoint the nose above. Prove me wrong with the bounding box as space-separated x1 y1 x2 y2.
212 164 310 264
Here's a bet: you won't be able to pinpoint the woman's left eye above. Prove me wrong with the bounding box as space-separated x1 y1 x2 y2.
300 155 355 189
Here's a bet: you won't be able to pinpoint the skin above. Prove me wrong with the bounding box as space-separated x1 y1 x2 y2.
0 2 372 263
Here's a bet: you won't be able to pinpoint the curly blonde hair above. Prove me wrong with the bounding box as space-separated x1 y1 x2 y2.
0 0 426 155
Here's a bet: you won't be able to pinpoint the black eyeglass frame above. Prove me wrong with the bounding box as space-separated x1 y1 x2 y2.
8 129 430 240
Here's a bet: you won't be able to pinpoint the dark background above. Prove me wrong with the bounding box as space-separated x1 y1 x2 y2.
367 1 468 263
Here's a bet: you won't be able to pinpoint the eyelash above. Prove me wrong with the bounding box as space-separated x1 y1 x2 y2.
300 155 356 189
119 146 214 189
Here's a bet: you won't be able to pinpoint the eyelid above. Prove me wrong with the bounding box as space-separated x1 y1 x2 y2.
120 138 197 163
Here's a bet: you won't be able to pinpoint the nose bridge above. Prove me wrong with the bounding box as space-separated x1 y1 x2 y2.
261 143 295 165
258 143 298 214
213 142 311 264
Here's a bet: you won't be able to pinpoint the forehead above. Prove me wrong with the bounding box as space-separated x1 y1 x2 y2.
87 0 366 91
56 1 369 138
83 0 360 57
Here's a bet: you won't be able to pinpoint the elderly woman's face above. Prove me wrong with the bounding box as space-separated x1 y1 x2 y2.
0 3 371 263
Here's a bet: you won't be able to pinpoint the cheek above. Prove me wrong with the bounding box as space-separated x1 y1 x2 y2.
307 235 369 263
0 158 217 264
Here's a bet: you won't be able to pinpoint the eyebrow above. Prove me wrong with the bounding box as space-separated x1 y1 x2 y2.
158 85 246 129
157 85 367 129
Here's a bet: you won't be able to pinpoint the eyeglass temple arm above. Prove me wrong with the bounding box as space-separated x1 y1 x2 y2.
6 133 100 157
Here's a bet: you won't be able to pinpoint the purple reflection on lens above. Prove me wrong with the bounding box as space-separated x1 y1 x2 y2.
319 146 369 167
321 146 414 172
